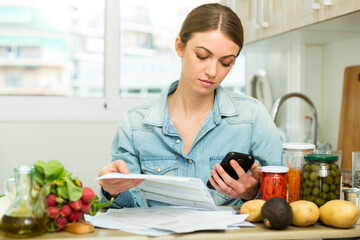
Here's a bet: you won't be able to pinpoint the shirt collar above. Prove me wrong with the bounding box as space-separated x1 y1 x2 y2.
143 80 239 126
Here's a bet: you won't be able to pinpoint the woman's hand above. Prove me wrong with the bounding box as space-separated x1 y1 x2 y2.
208 160 261 200
98 160 144 198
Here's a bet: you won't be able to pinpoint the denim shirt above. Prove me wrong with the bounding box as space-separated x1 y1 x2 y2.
100 80 282 208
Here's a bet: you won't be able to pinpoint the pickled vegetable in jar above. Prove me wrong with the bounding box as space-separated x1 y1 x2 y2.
260 166 288 200
282 143 315 203
300 154 341 207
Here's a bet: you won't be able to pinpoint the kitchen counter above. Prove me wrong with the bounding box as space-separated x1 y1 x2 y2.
2 223 360 240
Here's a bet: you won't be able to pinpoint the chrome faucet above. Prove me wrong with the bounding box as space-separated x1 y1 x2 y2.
270 93 318 147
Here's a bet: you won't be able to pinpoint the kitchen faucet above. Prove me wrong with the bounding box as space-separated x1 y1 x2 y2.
270 93 318 147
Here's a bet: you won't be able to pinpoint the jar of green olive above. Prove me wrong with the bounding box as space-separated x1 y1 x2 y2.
300 154 341 207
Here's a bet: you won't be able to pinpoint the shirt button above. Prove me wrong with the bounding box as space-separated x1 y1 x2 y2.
189 159 193 164
176 139 181 144
157 168 161 173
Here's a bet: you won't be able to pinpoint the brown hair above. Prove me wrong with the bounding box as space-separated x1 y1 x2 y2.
179 3 244 56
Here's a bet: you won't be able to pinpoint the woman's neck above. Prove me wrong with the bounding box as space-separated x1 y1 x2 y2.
167 80 215 117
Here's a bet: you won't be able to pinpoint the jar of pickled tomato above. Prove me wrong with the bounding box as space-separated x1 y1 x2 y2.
260 166 289 200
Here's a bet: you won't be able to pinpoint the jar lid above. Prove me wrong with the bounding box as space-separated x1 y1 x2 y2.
282 142 315 150
343 188 360 194
261 166 289 173
304 154 338 161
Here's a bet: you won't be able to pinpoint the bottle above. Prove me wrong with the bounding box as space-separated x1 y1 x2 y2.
0 165 48 238
260 166 289 200
301 154 341 206
282 143 315 203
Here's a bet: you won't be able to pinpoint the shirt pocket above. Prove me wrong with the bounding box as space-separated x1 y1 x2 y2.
209 156 225 170
140 156 178 176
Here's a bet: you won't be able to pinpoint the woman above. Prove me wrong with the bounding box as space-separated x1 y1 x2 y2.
98 3 282 208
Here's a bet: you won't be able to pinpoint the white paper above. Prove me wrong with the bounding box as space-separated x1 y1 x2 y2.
97 173 217 210
85 206 250 236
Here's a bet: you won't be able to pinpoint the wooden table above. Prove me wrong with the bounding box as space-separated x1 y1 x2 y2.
2 223 360 240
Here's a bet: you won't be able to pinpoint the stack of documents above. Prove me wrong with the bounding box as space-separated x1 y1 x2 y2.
97 173 218 210
93 173 253 236
85 206 252 236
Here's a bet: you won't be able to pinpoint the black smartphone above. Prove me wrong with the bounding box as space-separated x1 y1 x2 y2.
207 152 255 189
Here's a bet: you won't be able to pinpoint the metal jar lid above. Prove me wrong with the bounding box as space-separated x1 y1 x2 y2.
304 154 338 161
343 188 360 194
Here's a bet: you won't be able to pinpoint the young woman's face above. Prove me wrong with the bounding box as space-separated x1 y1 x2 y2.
176 30 239 96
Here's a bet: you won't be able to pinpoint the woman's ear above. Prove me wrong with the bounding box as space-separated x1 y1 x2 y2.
175 36 184 57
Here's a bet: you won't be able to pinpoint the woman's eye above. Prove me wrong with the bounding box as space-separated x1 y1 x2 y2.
221 62 232 67
196 54 208 60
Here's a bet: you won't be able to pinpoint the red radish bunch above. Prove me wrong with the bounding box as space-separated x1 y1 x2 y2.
45 185 96 231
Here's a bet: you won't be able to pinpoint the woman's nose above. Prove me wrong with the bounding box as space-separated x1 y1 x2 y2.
205 60 217 77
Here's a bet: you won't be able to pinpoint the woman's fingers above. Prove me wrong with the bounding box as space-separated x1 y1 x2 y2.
112 160 129 174
211 164 236 194
211 160 261 199
249 163 262 181
99 178 144 196
99 160 128 177
98 159 143 196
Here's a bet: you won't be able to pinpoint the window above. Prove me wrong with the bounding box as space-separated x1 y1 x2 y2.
0 0 104 97
0 0 245 121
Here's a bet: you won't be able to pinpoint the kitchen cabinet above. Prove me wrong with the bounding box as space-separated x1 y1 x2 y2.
325 0 360 19
235 0 290 43
290 0 326 30
233 0 360 44
235 0 360 149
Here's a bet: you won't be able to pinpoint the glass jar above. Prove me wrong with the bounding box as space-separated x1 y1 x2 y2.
282 143 315 203
352 152 360 188
301 154 341 207
343 188 360 224
260 166 288 200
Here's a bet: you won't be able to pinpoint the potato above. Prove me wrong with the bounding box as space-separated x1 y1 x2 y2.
240 199 265 222
319 200 360 228
290 200 319 227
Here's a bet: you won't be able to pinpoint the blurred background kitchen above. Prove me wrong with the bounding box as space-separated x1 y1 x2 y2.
0 0 359 194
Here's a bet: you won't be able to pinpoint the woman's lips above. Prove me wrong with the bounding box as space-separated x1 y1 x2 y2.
200 79 214 87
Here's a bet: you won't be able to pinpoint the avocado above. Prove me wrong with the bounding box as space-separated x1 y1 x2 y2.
261 197 292 229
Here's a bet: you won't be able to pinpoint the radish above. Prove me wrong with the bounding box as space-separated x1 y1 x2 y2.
46 194 57 207
47 206 59 219
69 199 83 211
81 187 95 203
60 204 72 217
55 216 68 228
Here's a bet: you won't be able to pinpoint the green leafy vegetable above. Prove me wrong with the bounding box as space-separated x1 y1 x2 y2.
34 160 82 202
64 176 83 201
